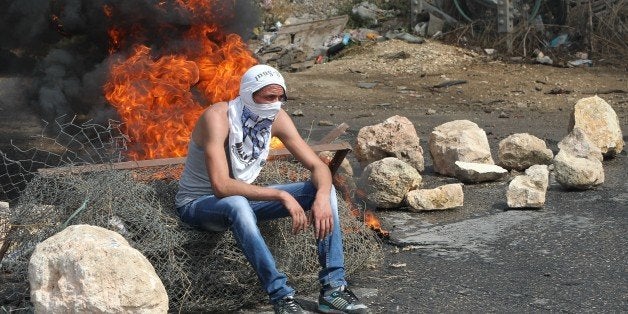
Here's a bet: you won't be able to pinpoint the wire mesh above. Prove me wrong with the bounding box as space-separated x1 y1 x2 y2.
0 118 383 312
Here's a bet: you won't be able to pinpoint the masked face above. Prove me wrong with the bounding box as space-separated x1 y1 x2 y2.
246 84 285 119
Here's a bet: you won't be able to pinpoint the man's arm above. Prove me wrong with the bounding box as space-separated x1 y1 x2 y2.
272 109 335 240
197 103 308 234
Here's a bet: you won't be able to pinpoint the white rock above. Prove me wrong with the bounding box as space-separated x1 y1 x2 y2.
405 183 464 211
428 120 494 176
498 133 553 170
553 150 604 190
359 157 422 209
558 127 603 161
507 165 549 208
29 224 168 313
454 161 508 183
570 95 624 157
355 115 424 172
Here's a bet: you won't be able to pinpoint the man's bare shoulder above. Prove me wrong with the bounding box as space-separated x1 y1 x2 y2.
192 102 229 144
203 101 229 119
272 109 297 135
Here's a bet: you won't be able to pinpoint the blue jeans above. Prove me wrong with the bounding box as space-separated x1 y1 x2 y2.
176 181 347 303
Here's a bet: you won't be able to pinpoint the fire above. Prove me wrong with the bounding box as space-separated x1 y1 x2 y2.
103 2 257 160
364 210 388 237
107 28 123 55
270 137 285 150
329 162 389 238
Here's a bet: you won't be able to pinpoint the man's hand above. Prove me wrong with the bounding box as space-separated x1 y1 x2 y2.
311 195 333 240
270 110 335 239
279 191 309 235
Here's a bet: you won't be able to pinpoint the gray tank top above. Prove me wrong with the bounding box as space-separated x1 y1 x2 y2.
175 140 213 208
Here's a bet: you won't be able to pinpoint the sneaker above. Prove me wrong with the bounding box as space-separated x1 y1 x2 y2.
274 296 305 314
318 285 369 314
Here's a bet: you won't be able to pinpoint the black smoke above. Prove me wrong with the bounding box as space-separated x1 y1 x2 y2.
0 0 260 124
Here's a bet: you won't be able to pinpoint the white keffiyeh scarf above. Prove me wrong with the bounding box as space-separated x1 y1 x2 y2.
227 65 286 183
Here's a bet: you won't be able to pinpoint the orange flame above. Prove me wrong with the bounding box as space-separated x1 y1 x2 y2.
103 2 257 160
107 28 123 55
364 210 388 237
326 159 389 238
270 137 285 150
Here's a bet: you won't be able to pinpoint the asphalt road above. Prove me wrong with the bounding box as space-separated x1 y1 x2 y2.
350 151 627 313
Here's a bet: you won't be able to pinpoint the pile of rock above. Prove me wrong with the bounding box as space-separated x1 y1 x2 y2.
354 95 623 211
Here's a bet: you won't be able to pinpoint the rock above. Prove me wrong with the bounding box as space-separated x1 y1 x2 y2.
405 183 464 211
428 120 494 176
29 224 168 313
536 55 553 65
355 115 424 172
426 109 436 115
292 109 304 116
570 95 624 157
552 126 605 190
553 150 604 190
498 133 554 171
535 50 553 65
507 165 549 208
357 82 377 89
395 32 425 44
454 161 508 183
558 127 603 161
359 157 422 209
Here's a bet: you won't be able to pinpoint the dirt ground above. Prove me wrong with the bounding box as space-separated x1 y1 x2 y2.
283 39 627 139
1 38 627 312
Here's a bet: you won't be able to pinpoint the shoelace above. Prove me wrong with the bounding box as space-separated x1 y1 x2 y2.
282 298 300 312
340 289 360 304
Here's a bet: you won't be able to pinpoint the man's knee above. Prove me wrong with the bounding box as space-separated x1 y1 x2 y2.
221 195 256 225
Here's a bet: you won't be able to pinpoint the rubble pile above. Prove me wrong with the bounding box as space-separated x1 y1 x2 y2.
252 0 460 72
254 0 626 71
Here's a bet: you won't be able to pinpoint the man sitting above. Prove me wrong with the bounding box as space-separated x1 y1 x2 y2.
175 64 369 314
